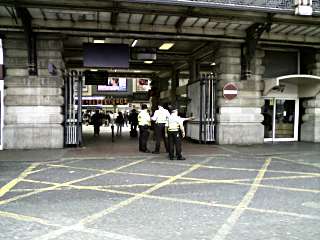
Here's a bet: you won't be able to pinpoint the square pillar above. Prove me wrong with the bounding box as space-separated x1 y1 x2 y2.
3 33 65 149
216 44 264 144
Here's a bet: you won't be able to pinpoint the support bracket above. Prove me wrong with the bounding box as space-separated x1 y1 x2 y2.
16 7 37 76
243 13 272 80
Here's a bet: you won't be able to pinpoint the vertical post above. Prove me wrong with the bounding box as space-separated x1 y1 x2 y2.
204 74 209 144
0 38 3 150
63 73 68 147
199 74 204 143
77 73 83 146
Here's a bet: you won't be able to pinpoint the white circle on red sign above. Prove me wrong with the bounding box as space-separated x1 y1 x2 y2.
223 83 238 100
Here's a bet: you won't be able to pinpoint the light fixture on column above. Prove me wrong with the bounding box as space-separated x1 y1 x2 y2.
159 43 174 50
131 39 138 47
93 39 105 43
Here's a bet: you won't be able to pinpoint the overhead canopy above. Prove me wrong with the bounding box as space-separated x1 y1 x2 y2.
263 74 320 97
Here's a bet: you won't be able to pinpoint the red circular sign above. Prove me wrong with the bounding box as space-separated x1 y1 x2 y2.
223 83 238 100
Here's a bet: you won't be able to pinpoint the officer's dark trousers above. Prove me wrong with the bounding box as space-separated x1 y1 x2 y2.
154 123 168 152
168 131 182 158
139 125 149 152
94 125 100 136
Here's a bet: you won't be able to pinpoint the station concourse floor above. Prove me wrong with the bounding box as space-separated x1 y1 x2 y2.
0 125 319 240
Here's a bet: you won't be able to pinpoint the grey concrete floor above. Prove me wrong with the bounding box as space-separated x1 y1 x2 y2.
0 129 319 240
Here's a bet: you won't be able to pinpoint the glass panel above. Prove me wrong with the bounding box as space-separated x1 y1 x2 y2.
262 99 274 138
275 99 295 139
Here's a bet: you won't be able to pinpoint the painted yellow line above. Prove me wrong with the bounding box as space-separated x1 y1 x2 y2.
212 157 272 240
79 163 203 226
274 156 320 169
0 159 146 205
0 163 39 198
0 210 61 227
71 183 320 221
33 162 204 240
152 160 320 176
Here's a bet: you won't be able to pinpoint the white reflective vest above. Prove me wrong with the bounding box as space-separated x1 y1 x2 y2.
138 110 151 126
166 114 183 132
151 108 170 124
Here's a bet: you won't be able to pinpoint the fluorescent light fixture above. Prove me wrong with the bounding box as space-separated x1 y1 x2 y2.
134 70 141 73
90 69 98 71
131 39 138 47
144 60 153 64
159 43 174 50
210 62 216 66
93 39 105 43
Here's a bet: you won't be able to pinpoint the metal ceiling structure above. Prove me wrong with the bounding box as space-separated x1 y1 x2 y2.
0 0 320 77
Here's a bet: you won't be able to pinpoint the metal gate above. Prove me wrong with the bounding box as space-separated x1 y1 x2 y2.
199 73 216 143
64 70 82 146
187 73 217 143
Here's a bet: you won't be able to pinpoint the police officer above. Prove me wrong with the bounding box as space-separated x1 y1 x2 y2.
166 106 186 160
151 105 170 154
138 104 151 153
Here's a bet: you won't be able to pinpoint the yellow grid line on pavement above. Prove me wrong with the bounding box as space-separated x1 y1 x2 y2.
0 163 39 198
212 157 272 240
0 210 62 228
32 158 213 240
0 159 146 205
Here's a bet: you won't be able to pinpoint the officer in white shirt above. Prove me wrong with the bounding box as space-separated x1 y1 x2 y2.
151 105 170 154
165 106 186 160
138 104 151 153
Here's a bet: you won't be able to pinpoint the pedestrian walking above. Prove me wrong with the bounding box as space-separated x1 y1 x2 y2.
151 105 170 154
91 109 103 136
115 111 124 136
138 104 151 153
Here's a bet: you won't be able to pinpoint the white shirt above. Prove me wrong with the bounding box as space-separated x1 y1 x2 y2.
151 107 170 124
138 109 151 126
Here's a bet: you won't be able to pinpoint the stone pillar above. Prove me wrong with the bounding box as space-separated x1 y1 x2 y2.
215 43 264 144
4 33 64 149
301 52 320 142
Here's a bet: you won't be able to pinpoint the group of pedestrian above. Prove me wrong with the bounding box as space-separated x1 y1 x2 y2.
138 104 192 160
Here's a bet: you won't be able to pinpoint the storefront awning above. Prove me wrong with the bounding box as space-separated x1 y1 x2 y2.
263 74 320 97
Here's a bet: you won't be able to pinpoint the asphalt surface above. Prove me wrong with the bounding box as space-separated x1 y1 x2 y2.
0 127 319 240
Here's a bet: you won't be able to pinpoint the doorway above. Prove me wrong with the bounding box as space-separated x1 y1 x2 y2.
262 98 299 142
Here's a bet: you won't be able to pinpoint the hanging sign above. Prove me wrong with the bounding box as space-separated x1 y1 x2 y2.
223 83 238 100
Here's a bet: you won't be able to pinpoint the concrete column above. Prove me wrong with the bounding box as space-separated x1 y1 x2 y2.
4 33 64 149
301 52 320 142
215 43 264 144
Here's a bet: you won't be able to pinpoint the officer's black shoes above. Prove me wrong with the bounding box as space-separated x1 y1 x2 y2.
152 151 160 154
176 156 186 160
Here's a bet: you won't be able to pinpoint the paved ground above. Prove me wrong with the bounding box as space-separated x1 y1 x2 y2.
0 126 319 240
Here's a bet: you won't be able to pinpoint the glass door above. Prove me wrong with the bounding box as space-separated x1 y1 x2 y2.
262 98 299 142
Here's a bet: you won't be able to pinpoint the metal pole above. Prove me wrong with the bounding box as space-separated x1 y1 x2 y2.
199 74 203 143
77 72 83 146
204 74 209 144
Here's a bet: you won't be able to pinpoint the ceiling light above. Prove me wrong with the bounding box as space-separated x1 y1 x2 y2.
159 43 174 50
210 62 216 66
134 70 141 73
144 60 153 64
93 39 105 43
131 39 138 47
90 69 98 71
